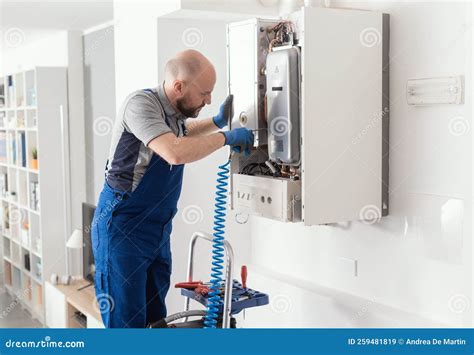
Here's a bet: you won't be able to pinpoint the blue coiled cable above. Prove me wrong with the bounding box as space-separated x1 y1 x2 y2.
204 159 231 328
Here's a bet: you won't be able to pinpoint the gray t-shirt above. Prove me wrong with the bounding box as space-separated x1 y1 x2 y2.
105 84 188 192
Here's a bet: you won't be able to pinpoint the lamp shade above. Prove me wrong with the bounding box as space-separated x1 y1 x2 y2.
66 229 83 249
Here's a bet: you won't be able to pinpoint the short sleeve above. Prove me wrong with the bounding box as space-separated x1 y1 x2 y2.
122 92 172 146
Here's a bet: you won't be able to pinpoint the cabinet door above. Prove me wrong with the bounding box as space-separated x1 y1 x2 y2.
86 314 104 328
45 282 67 328
301 7 388 225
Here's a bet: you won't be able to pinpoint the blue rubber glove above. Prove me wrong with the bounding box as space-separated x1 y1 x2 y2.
223 127 254 146
212 95 233 129
231 145 251 156
222 127 254 156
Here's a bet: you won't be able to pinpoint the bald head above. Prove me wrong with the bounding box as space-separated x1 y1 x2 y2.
163 50 217 118
164 49 215 82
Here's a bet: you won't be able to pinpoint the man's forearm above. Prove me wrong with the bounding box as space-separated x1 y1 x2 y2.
185 117 219 136
168 132 225 164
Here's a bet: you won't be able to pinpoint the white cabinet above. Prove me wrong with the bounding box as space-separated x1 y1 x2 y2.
45 280 104 328
86 315 105 329
45 281 67 328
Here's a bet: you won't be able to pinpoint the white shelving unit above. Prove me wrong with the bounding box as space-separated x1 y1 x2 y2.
0 67 69 323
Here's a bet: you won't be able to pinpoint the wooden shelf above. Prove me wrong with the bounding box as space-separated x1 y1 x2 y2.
46 279 103 328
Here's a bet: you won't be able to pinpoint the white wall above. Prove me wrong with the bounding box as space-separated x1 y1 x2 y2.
1 30 69 75
83 26 116 203
113 1 181 106
112 0 473 327
244 1 472 327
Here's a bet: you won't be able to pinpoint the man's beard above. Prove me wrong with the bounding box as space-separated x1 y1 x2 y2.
176 97 204 118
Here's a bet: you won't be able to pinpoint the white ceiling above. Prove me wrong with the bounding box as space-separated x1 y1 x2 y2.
0 0 114 31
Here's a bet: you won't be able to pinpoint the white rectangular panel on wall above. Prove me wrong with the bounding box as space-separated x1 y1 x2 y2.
301 7 389 225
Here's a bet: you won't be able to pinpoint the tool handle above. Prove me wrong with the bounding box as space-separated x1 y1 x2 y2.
175 281 204 289
241 265 247 289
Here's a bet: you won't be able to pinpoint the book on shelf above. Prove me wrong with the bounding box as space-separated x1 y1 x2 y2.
0 131 6 163
0 79 4 108
10 136 16 165
24 253 30 271
3 207 9 231
12 139 16 165
29 181 39 211
26 88 36 107
0 173 7 197
18 132 26 167
21 227 28 245
7 76 14 108
17 115 25 129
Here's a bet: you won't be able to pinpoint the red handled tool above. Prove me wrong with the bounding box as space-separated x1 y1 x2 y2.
175 281 210 296
175 281 204 289
241 265 247 289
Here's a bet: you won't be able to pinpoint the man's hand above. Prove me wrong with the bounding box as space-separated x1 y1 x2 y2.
212 95 233 129
222 127 254 156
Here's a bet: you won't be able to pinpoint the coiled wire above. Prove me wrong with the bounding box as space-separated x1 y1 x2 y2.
204 160 231 328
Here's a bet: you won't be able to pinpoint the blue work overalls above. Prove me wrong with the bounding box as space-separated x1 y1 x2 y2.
91 90 185 328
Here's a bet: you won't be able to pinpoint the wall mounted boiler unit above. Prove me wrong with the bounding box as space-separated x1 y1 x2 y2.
227 7 390 226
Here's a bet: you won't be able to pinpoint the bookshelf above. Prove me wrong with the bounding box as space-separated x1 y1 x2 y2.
0 67 69 323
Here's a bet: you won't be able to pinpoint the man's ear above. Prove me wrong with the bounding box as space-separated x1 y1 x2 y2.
173 80 185 97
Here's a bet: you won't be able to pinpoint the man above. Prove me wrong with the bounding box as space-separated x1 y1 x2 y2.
91 49 253 328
